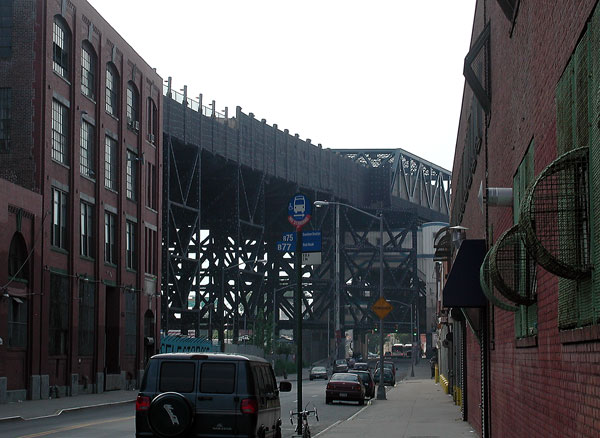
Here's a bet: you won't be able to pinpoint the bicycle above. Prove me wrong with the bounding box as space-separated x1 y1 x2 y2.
290 404 319 438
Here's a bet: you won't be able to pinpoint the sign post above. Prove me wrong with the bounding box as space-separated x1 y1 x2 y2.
287 193 311 435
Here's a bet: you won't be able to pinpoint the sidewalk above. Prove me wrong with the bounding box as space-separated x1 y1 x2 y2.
0 389 137 422
0 366 312 422
318 360 477 438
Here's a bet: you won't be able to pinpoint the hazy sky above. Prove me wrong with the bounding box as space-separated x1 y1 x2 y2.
88 0 475 172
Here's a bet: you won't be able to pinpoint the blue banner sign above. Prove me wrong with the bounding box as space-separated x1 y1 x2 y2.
276 231 321 252
160 335 217 353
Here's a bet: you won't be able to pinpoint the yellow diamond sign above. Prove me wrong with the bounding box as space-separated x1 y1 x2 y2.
372 297 393 320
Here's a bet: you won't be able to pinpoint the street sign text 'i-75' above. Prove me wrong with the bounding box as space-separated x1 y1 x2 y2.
372 297 393 319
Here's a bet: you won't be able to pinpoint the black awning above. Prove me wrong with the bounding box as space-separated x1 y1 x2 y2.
442 239 487 308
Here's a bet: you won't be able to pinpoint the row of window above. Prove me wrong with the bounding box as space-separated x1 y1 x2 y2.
8 275 140 355
50 187 158 275
51 98 158 209
52 16 158 142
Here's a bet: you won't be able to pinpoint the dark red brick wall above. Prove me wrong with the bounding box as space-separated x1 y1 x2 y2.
1 0 162 396
454 1 600 437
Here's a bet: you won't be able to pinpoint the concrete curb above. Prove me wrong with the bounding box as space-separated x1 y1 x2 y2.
0 399 136 423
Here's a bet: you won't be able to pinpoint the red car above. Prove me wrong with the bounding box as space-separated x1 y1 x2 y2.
326 373 366 405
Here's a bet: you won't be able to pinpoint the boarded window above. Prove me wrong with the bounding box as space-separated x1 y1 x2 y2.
513 142 537 338
8 297 27 348
555 24 596 329
125 289 137 354
78 280 95 356
49 273 70 355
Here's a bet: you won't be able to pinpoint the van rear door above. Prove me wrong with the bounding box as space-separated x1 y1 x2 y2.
193 360 239 437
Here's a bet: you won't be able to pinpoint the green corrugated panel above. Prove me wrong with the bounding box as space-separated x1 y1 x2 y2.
590 8 600 323
556 62 574 156
527 303 538 335
556 54 578 328
558 277 578 329
574 30 589 150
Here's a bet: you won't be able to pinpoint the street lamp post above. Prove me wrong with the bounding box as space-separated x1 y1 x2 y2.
219 258 266 353
314 200 386 400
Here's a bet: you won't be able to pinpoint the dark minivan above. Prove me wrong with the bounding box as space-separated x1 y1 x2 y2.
136 353 292 438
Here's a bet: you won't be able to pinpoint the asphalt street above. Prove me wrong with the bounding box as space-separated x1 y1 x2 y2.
0 359 415 438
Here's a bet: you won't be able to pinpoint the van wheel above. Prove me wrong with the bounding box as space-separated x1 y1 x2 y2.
148 392 193 437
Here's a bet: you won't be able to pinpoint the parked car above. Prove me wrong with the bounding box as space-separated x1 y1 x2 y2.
348 369 376 398
333 359 349 373
375 361 396 380
367 352 378 359
135 353 292 438
326 372 366 405
373 367 395 386
309 366 328 380
353 362 369 371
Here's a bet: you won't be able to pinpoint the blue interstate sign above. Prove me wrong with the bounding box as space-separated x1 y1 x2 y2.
276 230 321 252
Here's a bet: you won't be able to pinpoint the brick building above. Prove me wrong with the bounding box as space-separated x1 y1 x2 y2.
0 0 162 402
437 1 600 437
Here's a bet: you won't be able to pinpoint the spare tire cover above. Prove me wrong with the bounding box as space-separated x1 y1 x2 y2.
148 392 193 437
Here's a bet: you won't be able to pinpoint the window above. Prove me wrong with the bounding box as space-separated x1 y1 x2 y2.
145 226 157 275
0 88 11 151
126 82 139 132
513 142 537 338
0 0 13 58
8 232 28 280
104 136 117 190
80 120 95 178
105 63 119 117
496 0 520 22
200 363 235 394
51 99 69 165
49 273 69 355
160 362 195 393
52 16 70 78
8 297 27 348
80 201 94 257
51 187 68 250
81 43 96 100
126 220 137 270
125 289 137 354
104 211 116 264
147 98 158 144
78 280 95 356
147 162 157 210
126 150 137 201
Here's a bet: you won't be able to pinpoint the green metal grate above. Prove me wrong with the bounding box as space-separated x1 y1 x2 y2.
519 147 591 280
479 246 518 312
489 225 537 306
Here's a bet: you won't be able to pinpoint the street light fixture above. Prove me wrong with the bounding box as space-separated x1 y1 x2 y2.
314 200 387 400
219 258 267 352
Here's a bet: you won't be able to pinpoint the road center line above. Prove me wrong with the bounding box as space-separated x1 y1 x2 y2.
17 416 134 438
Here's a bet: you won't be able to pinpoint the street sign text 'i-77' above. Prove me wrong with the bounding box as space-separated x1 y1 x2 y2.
372 297 393 319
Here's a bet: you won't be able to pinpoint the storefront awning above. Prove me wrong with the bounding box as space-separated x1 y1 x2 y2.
442 239 487 308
